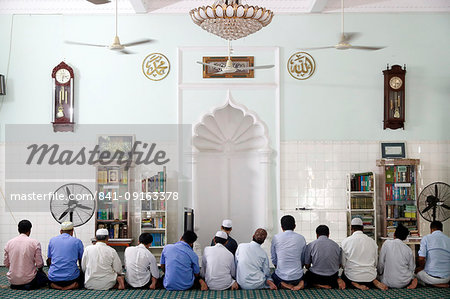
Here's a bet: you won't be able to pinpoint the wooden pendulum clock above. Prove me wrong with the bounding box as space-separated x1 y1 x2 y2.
52 61 75 132
383 64 406 130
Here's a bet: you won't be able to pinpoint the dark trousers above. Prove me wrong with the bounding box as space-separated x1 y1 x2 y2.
49 272 84 288
304 270 339 288
341 272 375 288
271 272 303 288
10 270 48 290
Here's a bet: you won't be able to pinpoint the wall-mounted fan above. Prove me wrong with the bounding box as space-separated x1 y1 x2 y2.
197 40 274 74
65 0 153 54
299 0 384 51
50 183 96 227
418 182 450 223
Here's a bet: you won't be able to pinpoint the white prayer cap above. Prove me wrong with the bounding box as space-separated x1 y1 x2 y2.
222 219 232 228
215 231 228 239
351 217 363 226
61 221 74 230
96 228 109 236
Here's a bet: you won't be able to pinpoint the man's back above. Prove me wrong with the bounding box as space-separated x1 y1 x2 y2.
210 235 238 255
202 244 235 290
161 241 199 291
341 231 378 282
419 230 450 278
236 241 270 289
378 239 414 288
48 233 83 282
305 235 341 276
4 234 43 285
271 230 306 280
81 242 122 290
124 244 159 288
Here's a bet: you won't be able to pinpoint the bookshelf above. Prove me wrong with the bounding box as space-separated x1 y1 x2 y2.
95 164 132 243
140 166 167 262
347 172 377 240
377 159 420 238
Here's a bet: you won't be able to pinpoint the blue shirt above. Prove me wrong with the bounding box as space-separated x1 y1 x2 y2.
271 230 306 280
48 233 84 282
160 241 200 290
418 230 450 278
236 241 272 289
304 235 341 276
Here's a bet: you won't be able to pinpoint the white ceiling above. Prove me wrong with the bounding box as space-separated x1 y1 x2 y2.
0 0 449 15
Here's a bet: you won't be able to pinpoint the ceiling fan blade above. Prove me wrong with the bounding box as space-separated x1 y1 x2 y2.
341 32 361 43
76 204 92 210
119 49 134 54
441 204 450 210
421 204 434 214
86 0 111 4
239 65 275 70
349 45 385 51
121 39 154 47
65 40 108 48
196 61 223 70
59 208 71 220
298 46 335 51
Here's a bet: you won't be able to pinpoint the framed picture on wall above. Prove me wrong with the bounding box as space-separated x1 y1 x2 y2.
381 142 406 159
202 56 254 78
108 169 119 183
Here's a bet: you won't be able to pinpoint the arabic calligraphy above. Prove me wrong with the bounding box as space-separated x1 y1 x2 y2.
287 52 316 80
142 53 170 81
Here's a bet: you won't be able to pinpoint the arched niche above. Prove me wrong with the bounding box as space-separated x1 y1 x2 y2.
191 92 273 250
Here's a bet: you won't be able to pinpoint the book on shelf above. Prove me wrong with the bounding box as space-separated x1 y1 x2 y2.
350 172 374 192
150 233 166 247
351 197 374 209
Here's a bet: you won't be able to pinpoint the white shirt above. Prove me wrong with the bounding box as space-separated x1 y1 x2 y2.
341 231 378 282
378 239 415 288
271 230 306 280
236 241 272 290
81 242 123 290
201 243 236 290
124 244 159 288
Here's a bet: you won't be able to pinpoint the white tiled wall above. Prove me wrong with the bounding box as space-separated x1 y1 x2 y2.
280 141 450 244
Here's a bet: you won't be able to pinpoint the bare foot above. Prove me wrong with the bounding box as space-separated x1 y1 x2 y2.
280 282 294 290
49 283 64 290
314 284 332 289
406 278 418 289
231 282 239 290
200 280 208 291
431 283 449 288
351 282 369 290
373 279 388 291
62 282 79 290
117 276 125 290
291 280 304 291
337 278 346 290
267 280 278 290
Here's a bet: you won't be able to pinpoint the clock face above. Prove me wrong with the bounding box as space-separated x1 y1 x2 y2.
389 76 403 90
55 68 71 84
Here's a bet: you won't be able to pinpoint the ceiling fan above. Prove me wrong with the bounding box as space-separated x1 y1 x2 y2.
197 41 274 74
65 0 153 54
300 0 384 51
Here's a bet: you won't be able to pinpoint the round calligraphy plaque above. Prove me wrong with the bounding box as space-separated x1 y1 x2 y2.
287 52 316 80
142 53 170 81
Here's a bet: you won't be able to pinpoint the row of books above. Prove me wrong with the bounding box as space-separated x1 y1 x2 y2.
98 169 128 184
97 204 127 220
350 173 374 192
387 225 419 238
385 184 415 201
142 199 166 211
386 205 417 219
142 171 165 193
352 214 374 226
142 216 166 228
97 223 128 239
385 166 415 184
350 197 374 209
149 233 166 247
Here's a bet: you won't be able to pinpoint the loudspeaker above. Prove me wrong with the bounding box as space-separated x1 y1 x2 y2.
184 208 194 232
0 74 5 95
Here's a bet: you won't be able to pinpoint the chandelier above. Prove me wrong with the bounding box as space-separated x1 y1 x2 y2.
189 0 274 41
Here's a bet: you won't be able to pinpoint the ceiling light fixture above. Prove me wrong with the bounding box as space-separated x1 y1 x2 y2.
189 0 273 41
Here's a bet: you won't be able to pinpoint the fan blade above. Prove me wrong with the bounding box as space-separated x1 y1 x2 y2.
435 184 438 198
238 65 274 70
341 32 361 43
441 204 450 210
76 204 92 210
65 41 108 48
121 39 154 47
421 205 434 214
196 61 223 70
297 46 335 51
65 186 72 197
86 0 111 4
119 49 134 55
59 208 71 220
349 45 385 51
